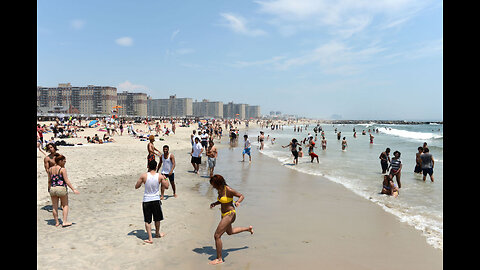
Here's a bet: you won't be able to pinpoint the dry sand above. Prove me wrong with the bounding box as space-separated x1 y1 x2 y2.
36 121 442 269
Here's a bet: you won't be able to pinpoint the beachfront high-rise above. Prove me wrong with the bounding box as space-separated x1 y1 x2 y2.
37 83 117 115
37 83 261 119
193 99 224 118
117 91 148 117
246 105 261 119
147 95 193 117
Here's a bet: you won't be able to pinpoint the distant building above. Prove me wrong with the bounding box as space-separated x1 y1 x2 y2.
147 95 193 117
223 102 246 119
37 83 117 115
117 91 148 117
246 105 261 119
193 99 224 118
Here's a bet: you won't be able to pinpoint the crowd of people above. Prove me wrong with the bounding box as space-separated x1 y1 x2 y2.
38 117 438 265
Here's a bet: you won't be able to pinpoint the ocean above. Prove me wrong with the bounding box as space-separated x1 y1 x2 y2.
243 122 443 250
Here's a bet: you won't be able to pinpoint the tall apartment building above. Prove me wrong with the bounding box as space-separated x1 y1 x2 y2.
223 102 246 119
193 99 224 118
147 95 193 117
117 91 148 117
246 105 261 119
37 83 117 115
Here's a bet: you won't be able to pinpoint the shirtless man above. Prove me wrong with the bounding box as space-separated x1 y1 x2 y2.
44 143 59 174
206 140 218 177
147 135 161 169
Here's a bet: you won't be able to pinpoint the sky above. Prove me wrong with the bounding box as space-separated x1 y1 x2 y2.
37 0 443 121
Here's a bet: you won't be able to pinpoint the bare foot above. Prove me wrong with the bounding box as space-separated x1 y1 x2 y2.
62 222 73 227
249 226 254 234
144 239 153 244
174 194 178 198
208 259 223 265
155 232 166 238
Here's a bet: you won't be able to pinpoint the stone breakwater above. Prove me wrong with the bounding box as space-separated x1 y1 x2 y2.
313 120 442 125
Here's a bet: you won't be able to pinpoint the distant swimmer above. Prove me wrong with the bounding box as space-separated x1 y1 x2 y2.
369 133 374 144
388 151 402 188
341 137 348 151
321 136 327 150
337 131 341 140
282 138 301 165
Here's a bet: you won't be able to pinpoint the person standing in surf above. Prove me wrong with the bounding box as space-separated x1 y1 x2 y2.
420 147 435 183
341 137 348 151
282 139 301 165
379 148 391 174
388 151 403 188
414 147 423 174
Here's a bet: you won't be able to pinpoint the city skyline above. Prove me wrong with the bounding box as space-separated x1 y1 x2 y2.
37 0 443 121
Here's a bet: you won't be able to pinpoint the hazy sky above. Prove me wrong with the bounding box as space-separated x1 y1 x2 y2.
37 0 443 121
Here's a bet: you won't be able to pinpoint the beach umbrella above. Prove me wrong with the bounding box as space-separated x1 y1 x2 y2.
113 105 123 109
88 120 98 127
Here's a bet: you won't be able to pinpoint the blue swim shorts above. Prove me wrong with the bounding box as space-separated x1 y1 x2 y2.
243 147 251 156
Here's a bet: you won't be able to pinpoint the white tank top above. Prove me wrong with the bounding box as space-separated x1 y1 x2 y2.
161 154 174 174
143 172 160 202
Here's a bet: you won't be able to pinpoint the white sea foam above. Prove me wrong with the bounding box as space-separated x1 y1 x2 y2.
379 128 443 140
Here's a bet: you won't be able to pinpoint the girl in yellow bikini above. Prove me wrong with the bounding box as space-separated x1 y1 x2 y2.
209 174 253 265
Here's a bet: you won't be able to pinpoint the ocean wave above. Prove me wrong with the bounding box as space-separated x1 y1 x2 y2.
379 128 443 140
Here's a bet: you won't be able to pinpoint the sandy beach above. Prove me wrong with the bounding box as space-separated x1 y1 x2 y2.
36 121 442 269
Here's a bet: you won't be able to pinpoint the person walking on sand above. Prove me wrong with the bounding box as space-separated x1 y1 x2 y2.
208 175 253 265
135 160 169 244
282 139 301 165
379 148 391 174
242 135 252 163
388 151 403 188
191 137 203 174
47 154 80 227
207 139 218 177
156 145 177 199
147 135 161 168
420 147 435 182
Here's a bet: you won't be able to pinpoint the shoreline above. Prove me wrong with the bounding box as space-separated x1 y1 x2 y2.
36 121 442 269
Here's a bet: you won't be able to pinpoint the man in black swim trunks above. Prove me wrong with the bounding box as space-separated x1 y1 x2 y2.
379 148 391 174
